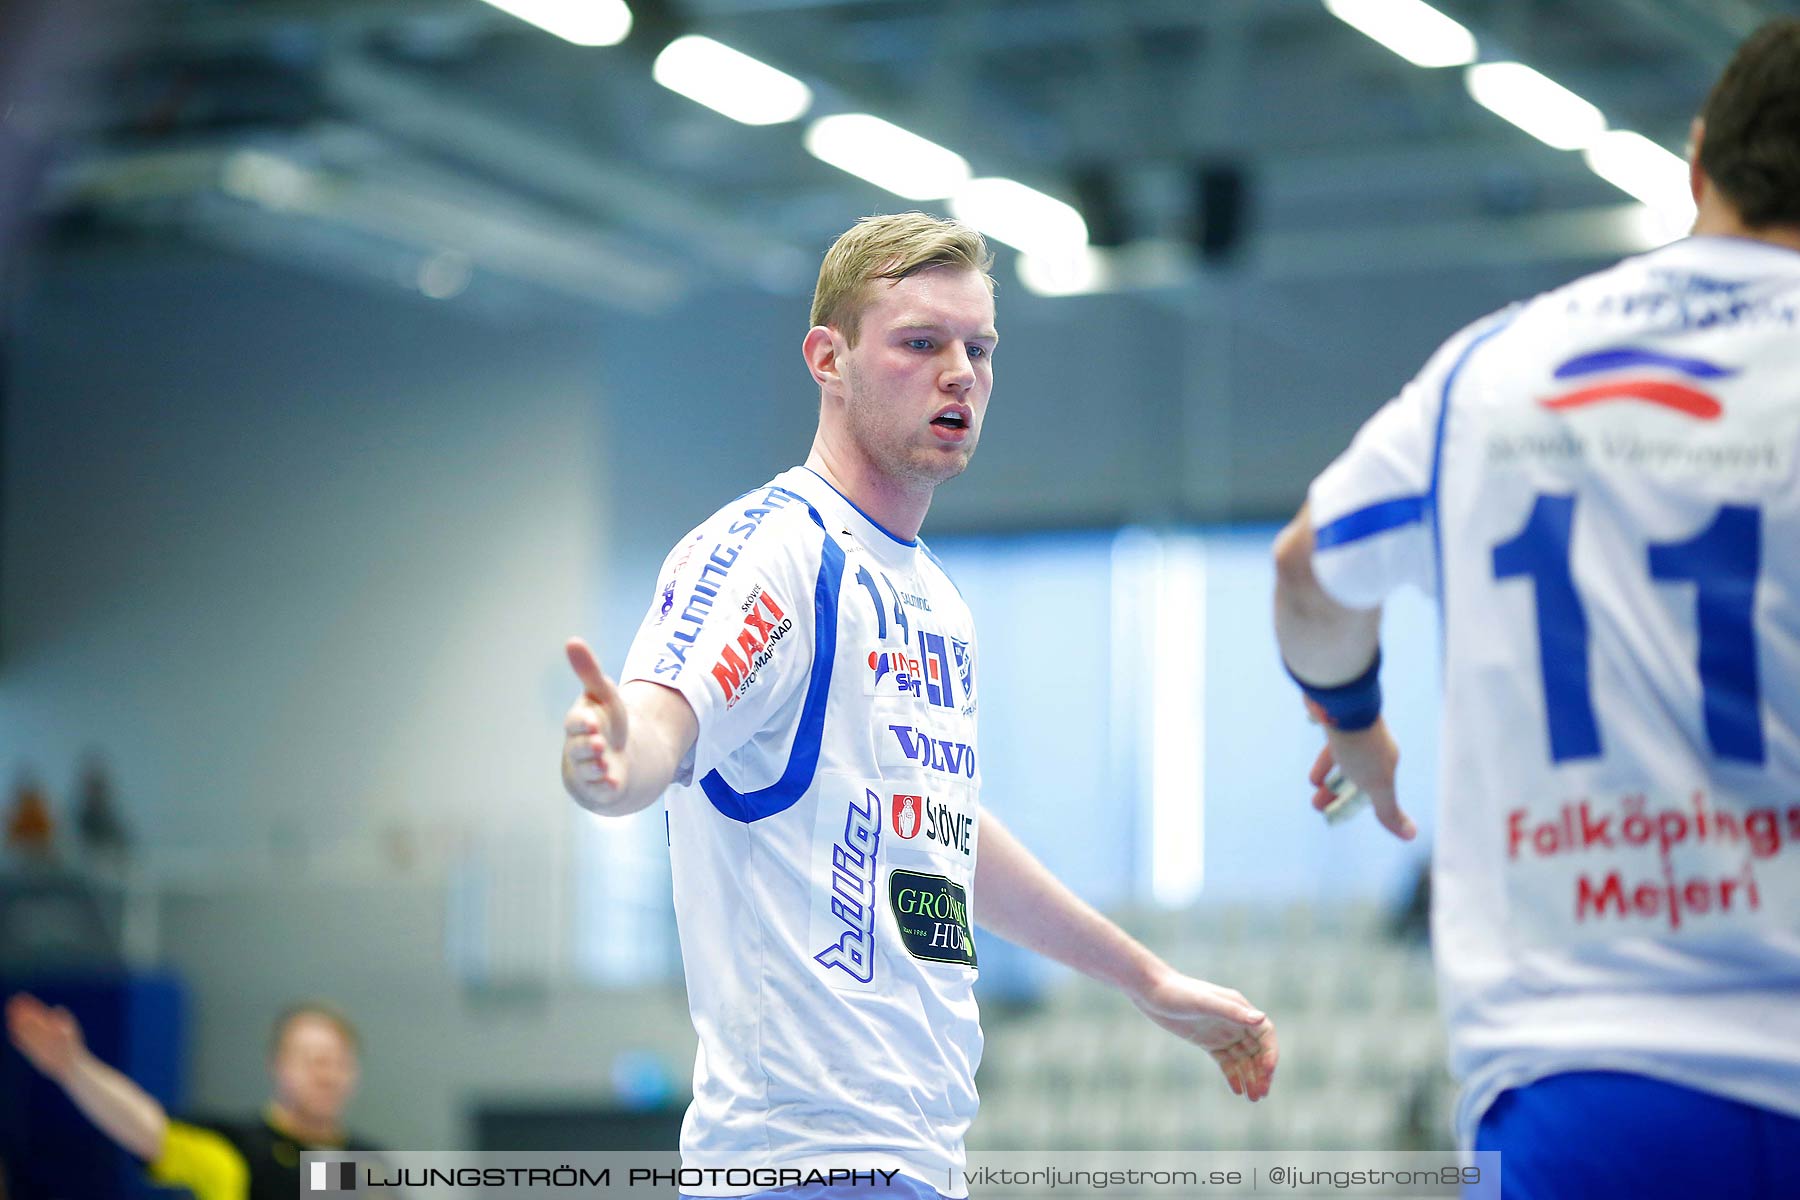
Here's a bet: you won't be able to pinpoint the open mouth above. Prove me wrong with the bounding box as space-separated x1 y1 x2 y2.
930 407 971 431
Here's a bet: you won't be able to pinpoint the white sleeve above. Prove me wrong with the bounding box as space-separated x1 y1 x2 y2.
1308 311 1512 609
620 509 819 784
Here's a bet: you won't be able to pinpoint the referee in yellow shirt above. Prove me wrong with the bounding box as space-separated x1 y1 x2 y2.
7 993 379 1200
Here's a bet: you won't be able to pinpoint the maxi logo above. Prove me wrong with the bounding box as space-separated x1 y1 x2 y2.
710 589 793 708
887 725 977 778
652 487 799 679
815 789 881 983
889 869 976 967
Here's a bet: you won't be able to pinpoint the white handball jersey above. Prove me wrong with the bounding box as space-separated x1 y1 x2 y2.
621 466 983 1197
1307 237 1800 1145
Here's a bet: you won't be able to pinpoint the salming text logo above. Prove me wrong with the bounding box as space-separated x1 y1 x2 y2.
654 487 799 678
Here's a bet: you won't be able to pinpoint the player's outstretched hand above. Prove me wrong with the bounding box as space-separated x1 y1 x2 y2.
1129 970 1277 1102
563 637 631 808
6 993 85 1083
1309 716 1414 841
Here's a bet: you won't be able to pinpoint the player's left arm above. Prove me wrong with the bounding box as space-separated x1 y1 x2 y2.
1273 504 1413 841
973 809 1277 1101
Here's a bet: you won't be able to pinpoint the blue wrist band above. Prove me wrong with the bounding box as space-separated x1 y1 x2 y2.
1286 651 1383 731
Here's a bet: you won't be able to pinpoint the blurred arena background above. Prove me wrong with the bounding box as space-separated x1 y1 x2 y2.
0 0 1788 1193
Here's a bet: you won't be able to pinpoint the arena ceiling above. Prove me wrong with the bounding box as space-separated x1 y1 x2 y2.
6 0 1793 315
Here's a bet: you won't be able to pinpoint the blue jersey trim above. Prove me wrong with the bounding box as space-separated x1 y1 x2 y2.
700 499 844 824
1429 314 1517 610
1315 495 1426 550
798 465 918 548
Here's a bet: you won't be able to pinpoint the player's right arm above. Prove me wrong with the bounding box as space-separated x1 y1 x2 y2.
1273 506 1412 840
5 993 168 1161
566 494 823 815
561 638 698 817
1278 310 1512 840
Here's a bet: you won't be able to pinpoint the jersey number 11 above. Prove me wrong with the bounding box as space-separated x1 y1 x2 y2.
1492 493 1764 767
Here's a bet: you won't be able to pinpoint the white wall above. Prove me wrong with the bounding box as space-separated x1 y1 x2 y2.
1 248 655 1146
4 251 599 852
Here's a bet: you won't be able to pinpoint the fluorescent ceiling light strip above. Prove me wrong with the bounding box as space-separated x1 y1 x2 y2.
1324 0 1476 68
1585 130 1695 245
479 0 633 47
1464 61 1605 151
653 35 812 126
1583 131 1693 216
804 113 971 200
950 177 1089 257
220 150 318 211
1017 247 1107 297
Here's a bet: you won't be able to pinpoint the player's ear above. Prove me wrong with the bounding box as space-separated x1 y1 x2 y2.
803 325 843 388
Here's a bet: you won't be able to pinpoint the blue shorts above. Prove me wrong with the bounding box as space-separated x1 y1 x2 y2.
1475 1070 1800 1199
680 1175 947 1200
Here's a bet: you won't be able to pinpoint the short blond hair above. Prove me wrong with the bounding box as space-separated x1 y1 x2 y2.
811 213 994 346
268 1001 360 1058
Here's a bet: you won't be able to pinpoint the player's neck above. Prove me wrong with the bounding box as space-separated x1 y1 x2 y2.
1691 189 1800 254
267 1100 342 1146
804 442 931 543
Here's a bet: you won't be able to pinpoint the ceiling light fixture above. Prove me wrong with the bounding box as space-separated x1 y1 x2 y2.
1017 247 1108 297
653 35 812 126
1464 61 1606 151
1583 130 1696 241
1323 0 1477 68
804 114 971 200
951 177 1090 258
479 0 633 47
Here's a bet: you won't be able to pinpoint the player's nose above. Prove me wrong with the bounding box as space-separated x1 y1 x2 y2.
941 349 976 391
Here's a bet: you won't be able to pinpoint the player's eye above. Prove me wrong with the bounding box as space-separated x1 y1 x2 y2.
967 344 987 359
907 338 933 351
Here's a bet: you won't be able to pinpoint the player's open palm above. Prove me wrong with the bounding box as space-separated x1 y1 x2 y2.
563 637 630 805
6 993 84 1083
1130 971 1278 1101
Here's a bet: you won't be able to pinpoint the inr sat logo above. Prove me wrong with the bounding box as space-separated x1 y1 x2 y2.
868 632 960 711
869 648 923 696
